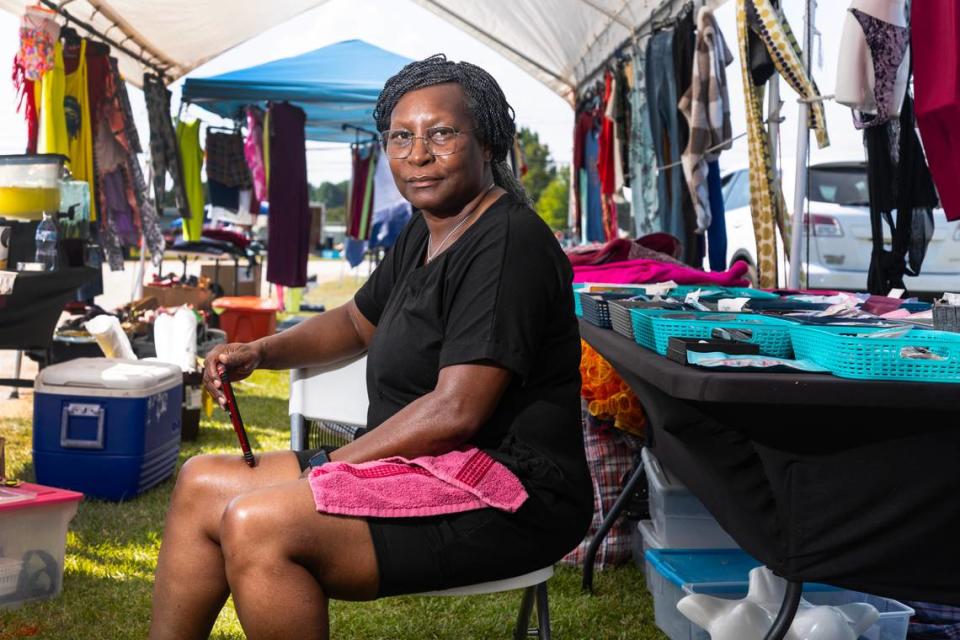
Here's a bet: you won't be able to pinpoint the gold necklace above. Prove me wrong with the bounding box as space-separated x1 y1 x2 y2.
426 183 495 262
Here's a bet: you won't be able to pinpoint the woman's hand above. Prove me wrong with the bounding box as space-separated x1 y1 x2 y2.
203 342 263 408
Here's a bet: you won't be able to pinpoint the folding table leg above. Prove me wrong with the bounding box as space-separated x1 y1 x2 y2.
763 580 803 640
582 457 646 593
8 350 22 399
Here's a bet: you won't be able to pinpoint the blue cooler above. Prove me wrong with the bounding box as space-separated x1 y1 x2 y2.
33 358 183 501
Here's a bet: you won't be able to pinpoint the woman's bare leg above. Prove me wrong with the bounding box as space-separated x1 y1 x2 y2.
148 451 302 640
219 480 379 640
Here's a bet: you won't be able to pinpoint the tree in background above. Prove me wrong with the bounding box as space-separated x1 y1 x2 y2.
310 180 349 223
518 127 555 205
536 168 569 232
518 126 568 232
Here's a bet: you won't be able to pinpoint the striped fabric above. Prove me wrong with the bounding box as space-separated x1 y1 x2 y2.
680 6 734 234
736 0 829 288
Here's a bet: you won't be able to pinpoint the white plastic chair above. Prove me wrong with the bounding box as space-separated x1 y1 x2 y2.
288 359 554 638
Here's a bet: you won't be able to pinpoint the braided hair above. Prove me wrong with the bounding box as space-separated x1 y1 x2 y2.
374 54 530 205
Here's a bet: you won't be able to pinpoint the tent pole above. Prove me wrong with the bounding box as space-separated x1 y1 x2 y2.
38 0 170 79
788 0 815 289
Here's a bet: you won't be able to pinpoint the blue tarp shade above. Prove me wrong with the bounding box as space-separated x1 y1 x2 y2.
181 39 412 143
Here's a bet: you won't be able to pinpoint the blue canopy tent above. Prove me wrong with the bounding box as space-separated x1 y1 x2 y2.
181 39 412 142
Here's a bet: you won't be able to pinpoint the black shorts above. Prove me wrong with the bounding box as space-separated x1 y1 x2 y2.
296 448 591 597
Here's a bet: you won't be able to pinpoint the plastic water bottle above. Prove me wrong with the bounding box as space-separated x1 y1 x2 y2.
35 212 59 271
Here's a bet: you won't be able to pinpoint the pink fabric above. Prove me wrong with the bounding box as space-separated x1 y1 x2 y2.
912 2 960 222
573 258 750 286
308 447 528 518
244 107 267 202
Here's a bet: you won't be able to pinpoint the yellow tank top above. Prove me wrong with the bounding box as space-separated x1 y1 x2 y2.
37 42 68 159
62 39 97 221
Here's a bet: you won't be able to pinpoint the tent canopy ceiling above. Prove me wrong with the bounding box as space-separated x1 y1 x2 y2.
0 0 726 102
181 39 412 143
0 0 332 84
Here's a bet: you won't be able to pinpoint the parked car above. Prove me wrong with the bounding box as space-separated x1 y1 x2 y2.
719 162 960 294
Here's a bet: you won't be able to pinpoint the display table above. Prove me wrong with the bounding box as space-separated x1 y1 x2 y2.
579 320 960 611
0 267 99 388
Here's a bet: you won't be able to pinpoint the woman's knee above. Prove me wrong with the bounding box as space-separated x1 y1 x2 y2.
220 494 286 575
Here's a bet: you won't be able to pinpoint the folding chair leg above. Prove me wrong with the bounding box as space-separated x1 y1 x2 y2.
535 582 551 640
513 586 536 640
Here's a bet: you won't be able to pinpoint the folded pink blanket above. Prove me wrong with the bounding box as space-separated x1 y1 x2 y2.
308 447 528 518
573 258 750 286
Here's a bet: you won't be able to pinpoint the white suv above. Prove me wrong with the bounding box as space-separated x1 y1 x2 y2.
719 162 960 294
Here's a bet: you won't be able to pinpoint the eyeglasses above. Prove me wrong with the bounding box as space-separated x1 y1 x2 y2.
380 126 475 159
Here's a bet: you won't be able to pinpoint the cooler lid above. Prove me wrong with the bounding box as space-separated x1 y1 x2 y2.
35 358 182 391
0 482 83 512
645 549 761 589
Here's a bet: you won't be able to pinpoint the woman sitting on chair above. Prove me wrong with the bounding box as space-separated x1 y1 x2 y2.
148 54 593 640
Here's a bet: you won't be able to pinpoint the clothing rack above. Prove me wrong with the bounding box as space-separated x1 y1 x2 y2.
38 0 171 80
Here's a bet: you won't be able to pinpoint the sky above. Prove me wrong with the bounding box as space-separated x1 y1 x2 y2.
0 0 864 187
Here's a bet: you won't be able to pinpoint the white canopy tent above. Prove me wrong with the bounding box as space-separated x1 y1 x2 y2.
1 0 722 99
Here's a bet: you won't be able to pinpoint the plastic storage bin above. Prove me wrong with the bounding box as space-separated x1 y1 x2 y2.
212 296 279 343
33 358 183 501
643 448 737 549
0 154 64 220
790 325 960 383
579 292 644 328
645 549 914 640
0 482 83 609
633 519 665 592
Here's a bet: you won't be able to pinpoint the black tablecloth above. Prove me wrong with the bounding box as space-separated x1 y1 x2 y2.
0 267 98 350
580 320 960 605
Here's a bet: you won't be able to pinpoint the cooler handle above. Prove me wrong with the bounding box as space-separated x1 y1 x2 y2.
60 403 105 449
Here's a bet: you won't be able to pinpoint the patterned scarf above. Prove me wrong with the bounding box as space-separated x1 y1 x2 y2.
737 0 829 287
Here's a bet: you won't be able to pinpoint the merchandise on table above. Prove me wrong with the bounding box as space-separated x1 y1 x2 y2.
579 291 648 329
685 351 829 373
643 310 797 357
790 325 960 383
33 358 183 501
0 482 82 610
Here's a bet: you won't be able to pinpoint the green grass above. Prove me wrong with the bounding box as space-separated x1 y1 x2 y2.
0 369 665 639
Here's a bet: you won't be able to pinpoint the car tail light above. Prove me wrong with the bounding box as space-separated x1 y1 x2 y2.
804 214 843 237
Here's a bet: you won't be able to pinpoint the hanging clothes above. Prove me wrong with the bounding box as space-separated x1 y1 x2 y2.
346 143 378 240
835 2 910 130
736 0 829 288
628 36 659 236
865 93 939 295
265 102 310 288
206 130 252 190
262 108 271 192
680 6 734 235
15 6 59 81
645 28 686 253
244 106 267 202
912 1 960 223
584 125 604 243
37 41 67 157
62 38 96 221
597 70 619 241
107 58 164 268
369 145 412 250
143 73 188 218
572 109 595 237
176 120 204 242
673 6 702 266
615 60 632 190
706 160 728 272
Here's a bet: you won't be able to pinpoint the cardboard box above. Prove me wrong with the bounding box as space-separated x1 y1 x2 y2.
199 261 261 297
142 284 214 310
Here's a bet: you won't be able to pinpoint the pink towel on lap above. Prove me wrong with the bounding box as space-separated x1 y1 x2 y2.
308 447 529 518
573 258 750 286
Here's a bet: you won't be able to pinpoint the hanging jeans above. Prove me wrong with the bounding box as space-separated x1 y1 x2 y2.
706 160 728 272
645 29 685 252
584 127 605 243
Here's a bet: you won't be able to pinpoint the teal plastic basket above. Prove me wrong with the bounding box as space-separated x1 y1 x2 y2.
573 284 585 317
646 312 798 357
668 286 780 302
790 325 960 383
630 309 683 351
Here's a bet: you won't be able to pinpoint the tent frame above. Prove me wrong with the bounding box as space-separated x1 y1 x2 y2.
39 0 170 78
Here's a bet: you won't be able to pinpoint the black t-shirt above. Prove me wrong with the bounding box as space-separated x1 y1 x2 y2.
354 193 591 510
